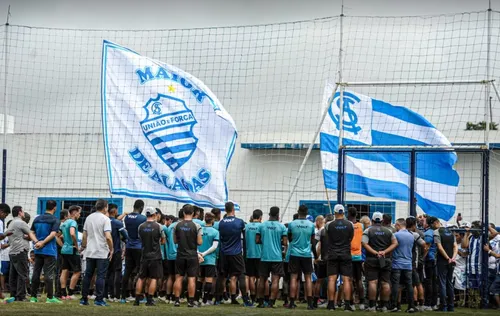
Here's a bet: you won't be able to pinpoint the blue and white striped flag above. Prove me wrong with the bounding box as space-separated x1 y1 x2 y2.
101 41 238 209
320 82 459 220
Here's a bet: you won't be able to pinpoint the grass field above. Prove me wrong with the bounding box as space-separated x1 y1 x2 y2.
2 299 500 316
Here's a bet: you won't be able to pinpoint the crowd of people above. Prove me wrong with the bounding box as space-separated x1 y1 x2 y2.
0 200 499 311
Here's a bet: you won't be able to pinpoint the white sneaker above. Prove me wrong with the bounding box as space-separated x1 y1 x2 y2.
422 306 432 311
180 298 187 303
158 296 167 303
67 295 78 300
432 305 439 311
126 296 135 302
89 295 96 300
367 307 377 312
359 304 366 311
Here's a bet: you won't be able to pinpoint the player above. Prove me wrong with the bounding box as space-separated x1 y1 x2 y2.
245 209 262 304
348 206 365 310
198 213 219 305
59 205 82 300
173 205 202 307
134 207 164 306
256 206 287 308
287 205 316 310
105 204 128 302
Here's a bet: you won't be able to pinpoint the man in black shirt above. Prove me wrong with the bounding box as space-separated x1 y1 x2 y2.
134 207 164 306
326 204 354 311
433 220 457 312
315 214 334 309
173 205 202 308
362 212 398 312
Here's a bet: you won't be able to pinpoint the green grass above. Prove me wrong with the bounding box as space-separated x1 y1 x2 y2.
2 299 500 316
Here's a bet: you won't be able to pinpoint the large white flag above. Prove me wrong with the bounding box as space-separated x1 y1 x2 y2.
101 41 237 209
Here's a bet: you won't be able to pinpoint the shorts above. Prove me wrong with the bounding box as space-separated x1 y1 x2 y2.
412 269 421 285
327 258 353 277
245 258 260 277
125 248 142 274
176 257 199 277
490 273 500 295
200 265 217 278
0 261 9 275
316 262 327 279
162 259 169 277
167 260 176 276
288 256 313 275
417 264 425 284
139 259 163 279
259 261 284 277
61 254 82 272
283 262 290 281
364 258 392 283
219 254 245 277
352 261 363 282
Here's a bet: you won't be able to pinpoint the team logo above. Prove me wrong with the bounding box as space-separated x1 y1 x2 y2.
140 94 198 172
329 91 362 135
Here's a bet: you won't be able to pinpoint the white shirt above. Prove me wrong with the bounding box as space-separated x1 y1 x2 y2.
83 212 111 259
489 235 500 270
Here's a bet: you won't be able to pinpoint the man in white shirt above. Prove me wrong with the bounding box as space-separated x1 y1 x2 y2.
79 199 113 307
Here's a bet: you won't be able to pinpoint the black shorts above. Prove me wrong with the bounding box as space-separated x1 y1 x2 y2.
245 258 260 277
412 269 421 285
327 258 353 277
316 262 328 279
283 262 290 281
219 254 245 277
288 256 313 275
176 257 199 277
109 252 122 272
125 248 142 274
139 259 163 279
200 265 217 278
162 259 169 277
364 258 392 283
61 254 81 272
417 264 424 284
167 260 176 276
352 261 363 282
259 261 284 277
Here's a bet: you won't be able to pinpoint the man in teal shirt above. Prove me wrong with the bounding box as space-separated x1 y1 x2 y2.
287 205 316 310
60 205 81 299
256 206 287 308
165 211 181 303
198 213 219 305
245 209 262 304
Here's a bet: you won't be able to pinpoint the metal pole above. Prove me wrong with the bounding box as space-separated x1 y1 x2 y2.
481 148 490 308
324 188 333 214
337 0 345 205
337 80 491 87
485 3 492 148
1 6 10 204
280 83 339 221
337 147 344 204
409 149 417 217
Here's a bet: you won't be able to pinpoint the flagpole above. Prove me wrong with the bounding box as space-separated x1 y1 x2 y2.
336 0 345 205
485 1 492 148
1 5 10 203
280 83 339 222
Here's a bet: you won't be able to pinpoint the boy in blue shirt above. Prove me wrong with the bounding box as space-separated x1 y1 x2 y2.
198 213 219 305
256 206 287 308
165 212 181 303
423 216 438 310
287 205 316 310
106 204 128 302
60 205 82 300
245 209 262 304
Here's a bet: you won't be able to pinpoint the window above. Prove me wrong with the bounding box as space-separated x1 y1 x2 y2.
299 200 395 222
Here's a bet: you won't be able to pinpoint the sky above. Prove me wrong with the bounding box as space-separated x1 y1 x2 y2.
0 0 494 29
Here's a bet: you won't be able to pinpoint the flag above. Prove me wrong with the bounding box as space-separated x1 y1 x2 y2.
320 82 459 220
101 41 238 209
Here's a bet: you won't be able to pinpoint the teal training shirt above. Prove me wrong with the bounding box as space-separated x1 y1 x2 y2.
245 222 262 259
288 219 315 258
259 220 287 262
61 219 78 255
199 226 219 266
166 222 178 260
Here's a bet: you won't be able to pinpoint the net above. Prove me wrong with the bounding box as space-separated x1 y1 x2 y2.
0 10 498 223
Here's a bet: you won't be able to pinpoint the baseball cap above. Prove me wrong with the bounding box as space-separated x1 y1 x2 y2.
306 215 314 222
372 212 383 223
334 204 345 214
142 206 156 217
460 221 471 229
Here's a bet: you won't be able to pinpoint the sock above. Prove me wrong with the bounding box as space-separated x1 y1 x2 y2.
231 294 237 302
188 296 194 304
290 298 295 306
147 294 153 303
419 299 424 306
89 289 94 296
203 283 212 303
307 296 313 307
264 295 269 303
168 293 174 301
258 297 264 305
135 296 141 304
215 294 222 302
250 294 256 303
175 296 180 303
68 288 74 296
381 300 389 308
328 300 336 309
369 300 376 308
345 300 352 307
243 295 250 304
61 287 67 297
269 299 276 306
313 296 319 306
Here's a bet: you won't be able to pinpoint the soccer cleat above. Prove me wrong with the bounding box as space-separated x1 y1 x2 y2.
158 296 167 303
359 304 366 311
406 308 416 313
46 297 63 304
5 297 15 304
120 298 127 304
94 300 110 307
244 301 255 307
89 295 96 300
174 301 181 307
187 302 199 308
367 307 377 312
389 307 399 313
79 299 89 306
422 306 433 311
345 305 356 312
30 297 38 303
133 301 140 306
126 296 135 302
145 301 156 306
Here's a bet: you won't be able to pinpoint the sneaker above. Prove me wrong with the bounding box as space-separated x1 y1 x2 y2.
145 301 156 306
158 296 167 303
89 295 96 300
174 301 180 307
432 305 439 311
244 301 255 308
30 297 38 303
79 299 89 306
231 300 240 305
307 305 316 310
67 295 78 300
380 307 389 313
120 299 127 304
345 305 356 312
406 308 416 313
94 300 110 307
367 307 377 312
359 304 366 311
257 303 266 308
133 301 140 306
126 296 135 302
447 306 454 312
180 298 187 303
5 297 15 304
389 307 399 312
140 298 147 303
422 306 433 311
288 303 297 309
214 301 222 306
187 302 199 308
46 297 63 304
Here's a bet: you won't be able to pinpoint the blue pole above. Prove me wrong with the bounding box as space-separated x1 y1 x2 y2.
2 149 6 203
409 149 417 217
337 147 344 204
481 149 490 308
